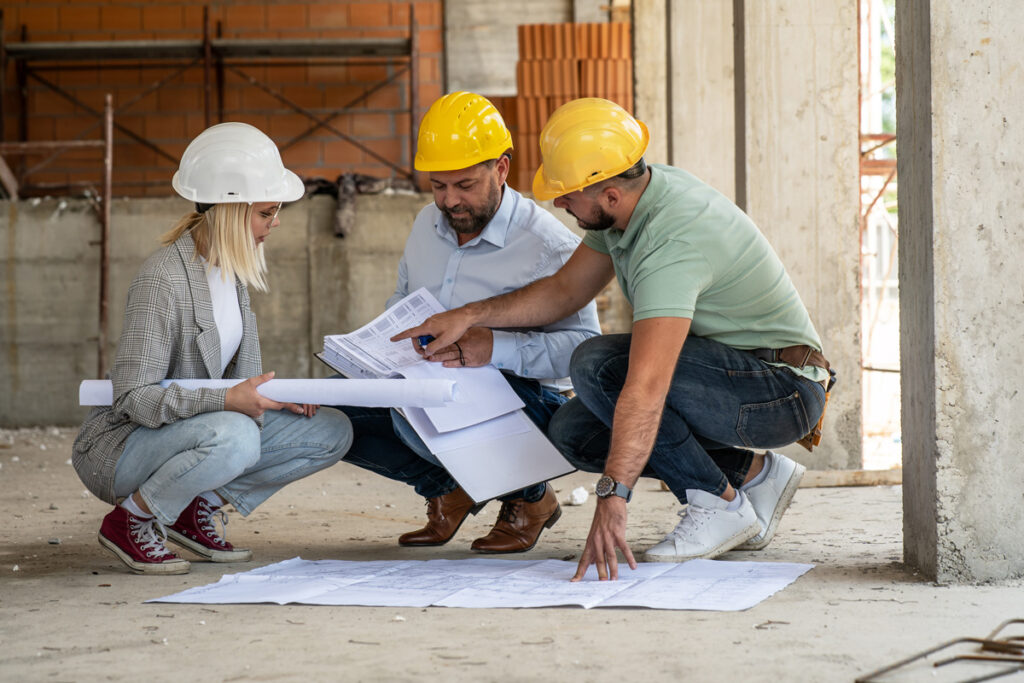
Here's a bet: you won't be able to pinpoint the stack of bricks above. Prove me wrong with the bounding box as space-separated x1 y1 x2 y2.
2 1 444 197
504 22 632 194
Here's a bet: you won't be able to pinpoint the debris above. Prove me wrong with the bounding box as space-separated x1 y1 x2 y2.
39 444 47 451
47 538 61 545
564 486 589 506
348 639 380 646
392 615 406 622
49 503 58 510
754 620 790 630
12 456 19 462
12 565 19 571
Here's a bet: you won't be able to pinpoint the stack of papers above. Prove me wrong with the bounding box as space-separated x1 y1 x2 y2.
321 289 575 502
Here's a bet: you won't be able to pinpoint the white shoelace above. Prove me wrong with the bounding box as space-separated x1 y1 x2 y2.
196 500 228 545
668 506 713 539
130 517 172 559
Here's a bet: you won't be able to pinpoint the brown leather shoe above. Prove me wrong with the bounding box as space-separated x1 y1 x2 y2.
470 484 561 554
398 487 484 547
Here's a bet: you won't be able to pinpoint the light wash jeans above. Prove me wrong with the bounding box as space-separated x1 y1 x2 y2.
113 408 352 525
548 334 827 504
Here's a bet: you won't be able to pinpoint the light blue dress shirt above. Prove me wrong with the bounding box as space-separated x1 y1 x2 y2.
388 185 601 387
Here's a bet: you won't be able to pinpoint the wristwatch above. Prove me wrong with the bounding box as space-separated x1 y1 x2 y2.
595 475 632 502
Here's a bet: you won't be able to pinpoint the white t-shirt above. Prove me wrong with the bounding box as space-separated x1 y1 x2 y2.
204 263 242 376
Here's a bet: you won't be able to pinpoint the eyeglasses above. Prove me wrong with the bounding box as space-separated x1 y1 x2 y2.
257 204 282 225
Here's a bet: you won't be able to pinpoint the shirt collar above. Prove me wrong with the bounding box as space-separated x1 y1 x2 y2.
433 183 518 248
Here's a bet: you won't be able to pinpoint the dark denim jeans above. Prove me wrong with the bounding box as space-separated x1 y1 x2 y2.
548 334 826 504
339 373 567 502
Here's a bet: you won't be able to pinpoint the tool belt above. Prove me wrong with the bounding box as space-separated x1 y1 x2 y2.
749 345 836 452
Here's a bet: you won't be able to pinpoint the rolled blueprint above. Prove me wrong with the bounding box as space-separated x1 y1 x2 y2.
79 378 457 408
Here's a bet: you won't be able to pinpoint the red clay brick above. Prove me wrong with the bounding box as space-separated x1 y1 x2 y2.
308 3 349 29
351 112 392 137
18 7 60 34
224 4 267 31
308 64 350 85
365 84 403 110
266 4 309 30
142 6 184 32
157 87 202 113
413 1 441 28
350 3 391 28
323 138 366 166
281 84 325 110
282 138 322 166
349 64 390 84
144 114 187 141
100 6 142 32
391 3 410 27
58 6 100 32
269 113 321 140
416 56 439 83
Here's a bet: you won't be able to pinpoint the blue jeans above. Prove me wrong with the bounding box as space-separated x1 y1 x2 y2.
339 373 567 502
113 408 353 525
548 334 826 504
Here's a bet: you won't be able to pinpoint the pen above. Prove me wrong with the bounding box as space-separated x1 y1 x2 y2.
418 335 435 347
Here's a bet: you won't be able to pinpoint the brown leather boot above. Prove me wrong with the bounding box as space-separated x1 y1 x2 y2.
470 484 561 554
398 487 484 547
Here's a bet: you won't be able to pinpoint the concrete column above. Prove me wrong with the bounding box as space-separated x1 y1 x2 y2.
630 0 669 165
743 1 862 470
897 0 1024 582
667 0 736 198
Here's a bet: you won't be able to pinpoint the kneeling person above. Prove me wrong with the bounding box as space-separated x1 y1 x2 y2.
337 92 601 553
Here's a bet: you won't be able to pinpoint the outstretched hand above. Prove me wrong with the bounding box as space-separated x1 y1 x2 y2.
415 327 493 368
224 371 305 418
571 496 637 582
391 307 475 357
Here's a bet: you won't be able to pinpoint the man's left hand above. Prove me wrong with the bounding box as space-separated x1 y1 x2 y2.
571 496 637 581
419 327 493 368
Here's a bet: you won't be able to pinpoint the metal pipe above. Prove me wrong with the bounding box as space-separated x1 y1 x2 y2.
409 3 418 186
99 94 113 378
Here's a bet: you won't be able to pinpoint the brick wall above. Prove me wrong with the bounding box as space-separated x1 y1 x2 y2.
486 22 633 193
1 1 443 196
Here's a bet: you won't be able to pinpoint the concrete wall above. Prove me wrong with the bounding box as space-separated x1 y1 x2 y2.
744 1 862 470
444 1 572 96
0 192 627 427
897 0 1024 582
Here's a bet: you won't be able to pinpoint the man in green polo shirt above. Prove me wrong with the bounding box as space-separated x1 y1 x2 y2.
394 98 832 581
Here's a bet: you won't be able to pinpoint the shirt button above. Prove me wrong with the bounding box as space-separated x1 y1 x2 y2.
446 278 452 283
497 363 503 368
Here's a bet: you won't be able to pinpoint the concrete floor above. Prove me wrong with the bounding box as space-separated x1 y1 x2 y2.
2 427 1023 682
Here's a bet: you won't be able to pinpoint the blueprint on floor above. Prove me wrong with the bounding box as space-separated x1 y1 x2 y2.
150 557 813 611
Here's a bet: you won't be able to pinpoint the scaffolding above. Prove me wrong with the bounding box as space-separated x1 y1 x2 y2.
0 5 421 196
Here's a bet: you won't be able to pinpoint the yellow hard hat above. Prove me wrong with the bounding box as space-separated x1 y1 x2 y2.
532 98 649 200
414 92 513 172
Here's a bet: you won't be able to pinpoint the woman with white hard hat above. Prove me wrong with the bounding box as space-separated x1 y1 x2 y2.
73 122 353 575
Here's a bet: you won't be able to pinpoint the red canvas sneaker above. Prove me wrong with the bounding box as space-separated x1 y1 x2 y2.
167 497 252 562
97 505 190 575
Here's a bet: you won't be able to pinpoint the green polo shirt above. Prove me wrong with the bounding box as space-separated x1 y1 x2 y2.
582 164 826 380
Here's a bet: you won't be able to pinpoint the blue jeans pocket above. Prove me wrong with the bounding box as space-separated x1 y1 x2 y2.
736 390 811 449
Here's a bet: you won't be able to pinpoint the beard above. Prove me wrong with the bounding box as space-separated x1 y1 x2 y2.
568 205 617 232
440 179 501 235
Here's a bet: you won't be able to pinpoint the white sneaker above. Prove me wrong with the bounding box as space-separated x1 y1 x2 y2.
641 489 760 562
735 450 806 551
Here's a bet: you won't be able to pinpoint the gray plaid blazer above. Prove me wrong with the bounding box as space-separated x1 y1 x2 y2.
73 233 263 504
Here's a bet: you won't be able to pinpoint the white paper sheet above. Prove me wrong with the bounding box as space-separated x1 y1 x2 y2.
79 378 457 408
151 557 813 611
322 288 525 431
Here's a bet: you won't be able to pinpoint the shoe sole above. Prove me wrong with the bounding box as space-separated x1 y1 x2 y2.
471 505 562 555
398 502 487 547
641 518 761 563
735 461 807 551
165 528 253 563
98 532 190 575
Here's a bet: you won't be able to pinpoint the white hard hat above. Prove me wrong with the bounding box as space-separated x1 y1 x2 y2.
172 122 304 204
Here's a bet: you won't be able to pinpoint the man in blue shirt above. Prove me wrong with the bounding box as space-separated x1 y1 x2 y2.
338 92 601 553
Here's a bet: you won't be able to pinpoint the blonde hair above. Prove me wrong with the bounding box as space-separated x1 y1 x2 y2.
161 203 269 292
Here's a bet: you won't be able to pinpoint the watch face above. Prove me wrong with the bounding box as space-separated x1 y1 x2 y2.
595 475 614 497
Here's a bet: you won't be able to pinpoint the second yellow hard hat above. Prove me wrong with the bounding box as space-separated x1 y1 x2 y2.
532 98 649 201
